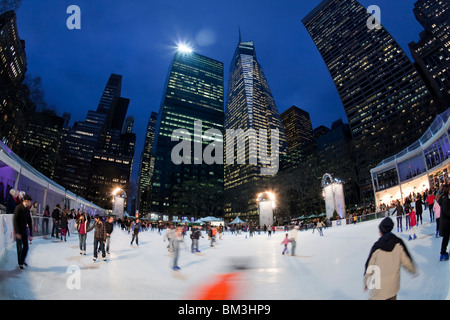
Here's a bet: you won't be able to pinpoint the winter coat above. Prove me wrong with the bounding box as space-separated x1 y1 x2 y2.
60 213 69 228
87 221 107 241
364 233 416 300
281 237 290 245
434 199 441 219
105 221 114 235
52 208 61 221
13 203 32 237
76 219 88 235
131 221 141 233
438 195 450 237
391 204 404 217
426 194 437 205
6 194 16 214
415 199 423 215
191 228 202 240
410 210 417 227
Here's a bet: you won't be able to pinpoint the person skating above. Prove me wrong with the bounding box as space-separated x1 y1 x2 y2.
390 200 404 232
87 215 107 262
364 217 418 300
317 220 325 236
415 194 423 225
408 209 418 241
130 218 141 246
51 204 61 238
191 226 203 253
172 226 187 270
281 233 290 255
426 192 437 222
434 197 441 238
13 194 33 270
60 208 69 241
75 213 88 255
438 185 450 261
105 216 114 254
164 224 176 253
290 226 299 256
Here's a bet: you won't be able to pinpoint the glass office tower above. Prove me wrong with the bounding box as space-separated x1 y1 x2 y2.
224 38 288 191
303 0 441 203
150 50 224 217
224 37 288 220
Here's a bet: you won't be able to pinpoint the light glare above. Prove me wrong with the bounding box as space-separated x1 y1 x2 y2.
177 43 193 53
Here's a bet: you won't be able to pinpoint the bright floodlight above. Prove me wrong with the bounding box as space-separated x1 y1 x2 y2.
177 43 193 53
112 188 122 196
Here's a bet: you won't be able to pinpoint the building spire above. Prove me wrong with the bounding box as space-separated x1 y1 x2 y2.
238 26 242 43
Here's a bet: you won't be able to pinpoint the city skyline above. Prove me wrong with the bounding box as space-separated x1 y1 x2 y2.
15 0 425 185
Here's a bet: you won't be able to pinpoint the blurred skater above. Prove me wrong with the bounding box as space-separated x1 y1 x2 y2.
290 226 299 256
364 217 417 300
173 226 187 270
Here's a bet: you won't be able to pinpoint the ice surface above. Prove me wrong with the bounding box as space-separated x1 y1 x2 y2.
0 216 448 300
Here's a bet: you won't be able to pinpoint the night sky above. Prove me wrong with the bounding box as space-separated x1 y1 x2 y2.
15 0 423 185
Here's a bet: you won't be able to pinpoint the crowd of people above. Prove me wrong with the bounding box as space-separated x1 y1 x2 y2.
7 181 450 300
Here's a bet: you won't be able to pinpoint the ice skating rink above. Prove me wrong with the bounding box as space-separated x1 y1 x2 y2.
0 216 449 300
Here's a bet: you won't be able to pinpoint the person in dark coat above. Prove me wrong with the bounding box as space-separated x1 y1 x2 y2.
13 194 33 270
87 215 107 261
51 204 61 238
6 189 16 214
438 185 450 261
415 194 423 225
390 200 404 232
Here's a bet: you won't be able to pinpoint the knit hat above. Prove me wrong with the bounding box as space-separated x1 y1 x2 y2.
379 217 394 234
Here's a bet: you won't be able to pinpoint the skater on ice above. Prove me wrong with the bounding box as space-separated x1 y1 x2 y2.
87 214 107 262
364 217 417 300
281 233 290 255
130 218 141 246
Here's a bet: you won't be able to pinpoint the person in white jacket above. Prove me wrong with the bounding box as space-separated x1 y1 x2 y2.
164 224 176 253
290 226 299 256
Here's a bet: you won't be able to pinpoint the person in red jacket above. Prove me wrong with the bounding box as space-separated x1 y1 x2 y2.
409 209 417 241
426 192 437 222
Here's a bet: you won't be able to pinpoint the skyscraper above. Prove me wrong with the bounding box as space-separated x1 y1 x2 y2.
150 49 224 217
224 36 288 219
409 0 450 108
303 0 440 203
136 111 158 214
54 74 135 209
281 105 314 154
0 10 30 150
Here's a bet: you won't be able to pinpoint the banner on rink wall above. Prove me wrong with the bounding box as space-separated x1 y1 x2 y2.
0 214 15 258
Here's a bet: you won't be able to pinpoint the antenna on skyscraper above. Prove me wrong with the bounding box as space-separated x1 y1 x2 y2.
238 26 242 43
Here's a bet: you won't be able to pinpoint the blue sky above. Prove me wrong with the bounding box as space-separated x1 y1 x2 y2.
15 0 423 183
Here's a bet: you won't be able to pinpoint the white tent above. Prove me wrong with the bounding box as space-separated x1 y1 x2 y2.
230 216 246 224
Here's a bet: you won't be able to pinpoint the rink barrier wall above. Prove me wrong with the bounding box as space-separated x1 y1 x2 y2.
0 213 78 258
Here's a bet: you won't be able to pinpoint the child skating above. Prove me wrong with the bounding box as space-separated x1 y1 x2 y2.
281 233 290 255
